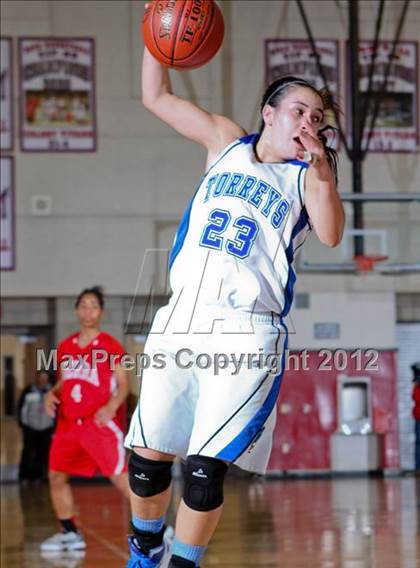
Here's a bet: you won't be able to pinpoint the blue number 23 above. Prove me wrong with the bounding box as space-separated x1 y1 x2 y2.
200 208 259 259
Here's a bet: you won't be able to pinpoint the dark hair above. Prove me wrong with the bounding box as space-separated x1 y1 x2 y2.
36 369 50 377
412 362 420 383
259 75 339 182
75 286 105 309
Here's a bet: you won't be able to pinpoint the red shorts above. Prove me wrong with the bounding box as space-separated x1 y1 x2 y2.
49 416 127 477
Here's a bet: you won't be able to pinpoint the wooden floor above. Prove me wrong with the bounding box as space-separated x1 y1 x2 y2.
1 474 419 568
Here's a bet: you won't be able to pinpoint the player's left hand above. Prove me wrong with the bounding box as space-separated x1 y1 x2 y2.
296 130 326 166
297 130 332 182
94 402 116 427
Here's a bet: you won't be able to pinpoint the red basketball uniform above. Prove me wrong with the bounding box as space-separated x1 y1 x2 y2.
49 332 127 477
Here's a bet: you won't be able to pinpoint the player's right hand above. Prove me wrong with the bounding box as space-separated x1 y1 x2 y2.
44 391 60 417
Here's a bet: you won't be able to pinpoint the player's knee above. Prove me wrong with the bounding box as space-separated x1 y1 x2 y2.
183 455 228 512
128 452 173 498
48 471 68 488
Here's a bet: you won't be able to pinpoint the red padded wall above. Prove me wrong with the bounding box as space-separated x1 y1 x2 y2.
267 350 399 472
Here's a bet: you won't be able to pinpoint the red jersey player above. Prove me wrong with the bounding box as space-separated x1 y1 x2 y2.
40 287 129 554
412 362 420 472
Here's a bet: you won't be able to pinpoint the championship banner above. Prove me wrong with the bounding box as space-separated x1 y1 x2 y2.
1 37 13 151
0 156 15 271
348 40 419 153
265 39 339 148
19 38 97 152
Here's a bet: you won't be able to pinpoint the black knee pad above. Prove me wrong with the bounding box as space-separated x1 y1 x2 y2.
183 455 228 512
128 452 172 498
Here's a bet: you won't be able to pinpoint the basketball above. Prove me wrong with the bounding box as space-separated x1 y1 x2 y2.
142 0 224 70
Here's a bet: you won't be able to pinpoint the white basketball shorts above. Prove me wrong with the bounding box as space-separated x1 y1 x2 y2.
125 306 288 474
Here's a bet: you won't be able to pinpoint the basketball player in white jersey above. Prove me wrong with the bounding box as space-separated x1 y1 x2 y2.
125 44 345 568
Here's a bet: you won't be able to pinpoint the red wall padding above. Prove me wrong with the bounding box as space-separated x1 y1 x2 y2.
267 350 399 472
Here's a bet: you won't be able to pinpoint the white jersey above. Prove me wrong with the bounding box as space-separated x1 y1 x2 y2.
168 133 311 318
126 134 311 472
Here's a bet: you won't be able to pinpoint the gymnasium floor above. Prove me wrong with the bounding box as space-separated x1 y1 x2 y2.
1 474 418 568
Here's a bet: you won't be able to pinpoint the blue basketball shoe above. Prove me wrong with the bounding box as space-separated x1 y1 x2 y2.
126 526 173 568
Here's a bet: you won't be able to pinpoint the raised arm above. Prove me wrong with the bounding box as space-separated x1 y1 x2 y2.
142 47 245 162
304 156 345 248
299 130 345 247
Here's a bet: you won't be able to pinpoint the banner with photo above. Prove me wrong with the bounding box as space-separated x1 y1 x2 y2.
1 37 13 151
265 39 340 148
348 40 418 153
1 156 15 271
19 38 97 152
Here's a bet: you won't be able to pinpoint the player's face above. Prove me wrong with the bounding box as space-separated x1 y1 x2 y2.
76 294 103 328
267 86 324 159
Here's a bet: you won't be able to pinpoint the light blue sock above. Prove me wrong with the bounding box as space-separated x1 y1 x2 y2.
132 515 164 534
172 537 207 566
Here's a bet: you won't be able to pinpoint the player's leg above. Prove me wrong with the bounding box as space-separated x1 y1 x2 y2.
127 447 175 567
167 316 286 567
41 424 94 552
175 500 223 544
41 470 86 552
129 448 174 517
80 415 130 498
168 455 228 568
109 471 130 498
49 471 74 519
124 328 197 566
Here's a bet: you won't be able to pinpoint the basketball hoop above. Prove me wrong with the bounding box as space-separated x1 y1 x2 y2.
354 255 388 273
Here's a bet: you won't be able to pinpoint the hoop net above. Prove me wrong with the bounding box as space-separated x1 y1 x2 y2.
354 255 388 272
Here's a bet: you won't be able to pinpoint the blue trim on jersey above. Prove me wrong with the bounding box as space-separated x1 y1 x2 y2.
169 140 244 271
280 208 309 318
168 192 197 270
135 398 148 448
241 133 310 168
197 373 269 456
297 165 311 229
285 159 309 168
239 133 257 145
215 320 289 463
297 165 305 209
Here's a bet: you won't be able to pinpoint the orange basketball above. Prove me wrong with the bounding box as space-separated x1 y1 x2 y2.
142 0 224 70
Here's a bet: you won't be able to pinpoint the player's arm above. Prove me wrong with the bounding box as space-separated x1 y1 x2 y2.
142 47 245 161
94 364 129 426
107 364 129 413
44 378 62 417
300 132 345 247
